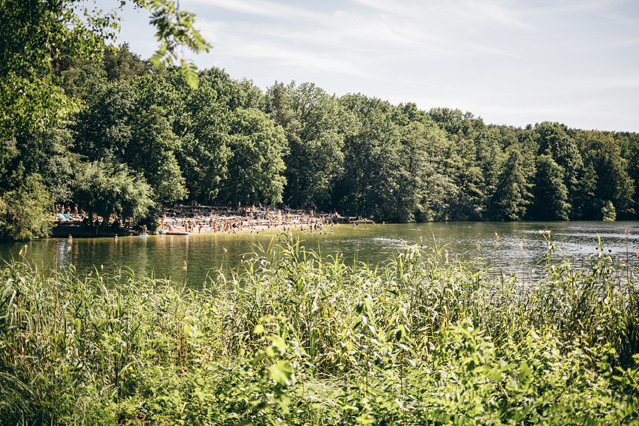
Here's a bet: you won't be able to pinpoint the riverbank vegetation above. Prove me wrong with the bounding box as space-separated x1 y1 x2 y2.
1 238 638 424
3 4 639 241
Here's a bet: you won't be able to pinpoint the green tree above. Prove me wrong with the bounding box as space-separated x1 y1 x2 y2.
397 121 433 222
267 82 352 208
102 43 151 83
448 134 485 220
417 119 461 221
530 154 570 220
0 0 209 240
74 81 137 161
129 105 187 201
569 161 598 220
478 126 512 206
74 76 187 202
337 95 405 221
577 130 635 218
489 147 534 221
617 132 639 214
0 174 52 241
167 70 231 202
397 115 458 222
221 108 287 207
74 162 154 233
533 122 583 217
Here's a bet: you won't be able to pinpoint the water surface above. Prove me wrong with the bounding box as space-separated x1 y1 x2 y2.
1 221 638 285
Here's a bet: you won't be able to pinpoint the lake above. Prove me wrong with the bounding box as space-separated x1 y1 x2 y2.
1 221 638 285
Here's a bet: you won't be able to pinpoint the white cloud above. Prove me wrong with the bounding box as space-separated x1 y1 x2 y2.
112 0 639 131
350 0 532 28
197 20 371 78
186 0 322 20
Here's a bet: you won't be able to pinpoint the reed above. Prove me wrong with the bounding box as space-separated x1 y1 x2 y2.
0 234 637 425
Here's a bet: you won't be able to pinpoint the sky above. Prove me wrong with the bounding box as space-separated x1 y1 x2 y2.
111 0 639 132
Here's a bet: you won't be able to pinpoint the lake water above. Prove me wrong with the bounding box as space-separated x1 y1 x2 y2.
1 221 638 285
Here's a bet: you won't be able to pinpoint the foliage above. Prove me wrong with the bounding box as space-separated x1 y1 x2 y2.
531 154 570 220
577 130 635 218
489 146 534 220
267 82 353 208
73 161 154 231
221 108 287 207
602 200 617 221
0 0 209 240
145 0 212 88
0 174 52 241
1 238 638 424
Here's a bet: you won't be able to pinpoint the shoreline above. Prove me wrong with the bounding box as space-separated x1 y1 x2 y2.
51 205 376 238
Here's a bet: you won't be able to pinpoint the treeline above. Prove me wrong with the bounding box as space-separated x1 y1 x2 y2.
2 44 638 240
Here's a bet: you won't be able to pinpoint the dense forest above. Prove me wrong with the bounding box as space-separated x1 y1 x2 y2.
2 41 639 240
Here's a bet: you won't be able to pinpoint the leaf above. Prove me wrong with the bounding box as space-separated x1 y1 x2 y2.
253 324 265 334
395 325 405 342
181 63 199 89
269 360 293 385
271 335 287 351
518 361 532 383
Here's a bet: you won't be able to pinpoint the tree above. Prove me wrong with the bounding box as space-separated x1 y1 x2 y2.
569 161 598 220
533 122 583 217
74 162 154 233
530 154 570 220
267 82 353 208
478 126 512 206
337 95 405 221
447 134 485 220
488 147 534 221
0 174 52 241
166 70 231 202
220 108 287 207
396 115 458 222
74 81 137 162
73 72 188 202
128 105 187 202
617 132 639 213
577 131 635 218
397 121 433 222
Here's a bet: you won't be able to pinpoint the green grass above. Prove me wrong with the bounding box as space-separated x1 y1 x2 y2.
1 234 638 425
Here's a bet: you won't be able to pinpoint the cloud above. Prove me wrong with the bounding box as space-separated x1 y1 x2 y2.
572 77 639 91
186 0 322 20
114 0 639 131
350 0 532 29
197 20 372 78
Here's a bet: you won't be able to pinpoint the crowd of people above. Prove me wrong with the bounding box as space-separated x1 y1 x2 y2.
160 205 341 234
52 203 374 236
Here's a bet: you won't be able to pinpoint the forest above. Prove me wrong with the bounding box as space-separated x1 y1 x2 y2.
2 12 639 241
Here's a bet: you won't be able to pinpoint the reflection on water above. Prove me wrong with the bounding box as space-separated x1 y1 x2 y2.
1 221 638 286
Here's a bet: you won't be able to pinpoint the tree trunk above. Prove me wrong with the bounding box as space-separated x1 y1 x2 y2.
232 185 238 209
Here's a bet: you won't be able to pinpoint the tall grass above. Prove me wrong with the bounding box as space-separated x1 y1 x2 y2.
1 234 638 425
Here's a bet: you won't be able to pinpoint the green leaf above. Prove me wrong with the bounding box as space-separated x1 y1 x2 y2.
181 62 199 89
271 335 287 350
269 360 293 385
